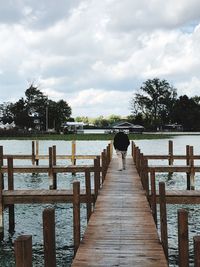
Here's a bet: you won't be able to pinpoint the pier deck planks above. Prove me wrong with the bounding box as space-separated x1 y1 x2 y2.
72 157 168 267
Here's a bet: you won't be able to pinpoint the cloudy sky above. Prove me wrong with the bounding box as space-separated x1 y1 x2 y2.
1 0 200 118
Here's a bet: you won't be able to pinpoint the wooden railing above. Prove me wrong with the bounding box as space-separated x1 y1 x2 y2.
0 143 112 263
131 140 200 266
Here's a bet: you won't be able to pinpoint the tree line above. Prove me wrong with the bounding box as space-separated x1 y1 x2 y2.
76 78 200 131
0 84 71 132
0 78 200 132
130 78 200 131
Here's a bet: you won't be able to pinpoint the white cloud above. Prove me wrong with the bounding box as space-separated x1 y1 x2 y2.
67 88 132 117
176 77 200 96
1 0 200 116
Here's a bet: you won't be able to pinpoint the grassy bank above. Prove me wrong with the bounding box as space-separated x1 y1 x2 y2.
0 133 173 140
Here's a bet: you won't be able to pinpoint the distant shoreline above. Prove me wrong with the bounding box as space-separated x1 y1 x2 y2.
1 132 199 141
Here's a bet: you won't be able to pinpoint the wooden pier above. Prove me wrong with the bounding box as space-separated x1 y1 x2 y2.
4 139 200 266
72 157 168 267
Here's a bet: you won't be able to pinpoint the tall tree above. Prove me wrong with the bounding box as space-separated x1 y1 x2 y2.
108 115 122 124
131 78 177 129
0 102 13 124
9 98 33 128
25 84 48 130
7 84 72 131
171 95 200 131
47 99 71 131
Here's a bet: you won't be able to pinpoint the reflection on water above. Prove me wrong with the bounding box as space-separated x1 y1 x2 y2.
1 137 200 266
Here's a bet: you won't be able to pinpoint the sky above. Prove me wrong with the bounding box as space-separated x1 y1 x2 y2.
1 0 200 118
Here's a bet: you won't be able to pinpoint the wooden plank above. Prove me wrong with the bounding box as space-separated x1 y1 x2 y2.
145 155 200 160
0 165 99 173
3 190 95 204
152 190 200 204
148 165 192 172
3 154 99 160
72 158 168 267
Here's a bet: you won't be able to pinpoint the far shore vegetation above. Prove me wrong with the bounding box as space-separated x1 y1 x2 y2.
0 133 182 141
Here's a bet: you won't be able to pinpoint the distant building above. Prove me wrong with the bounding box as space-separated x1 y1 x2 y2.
62 122 84 134
109 121 144 133
163 123 183 131
0 122 15 129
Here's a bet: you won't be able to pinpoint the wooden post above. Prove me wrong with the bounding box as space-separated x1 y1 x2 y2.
110 140 113 158
143 157 149 196
137 148 140 172
189 146 195 190
168 140 173 177
139 153 143 179
106 145 110 166
133 143 136 164
35 140 39 166
140 153 145 189
186 145 190 190
194 236 200 267
94 157 100 202
0 146 3 166
31 141 35 166
101 150 106 184
131 141 134 159
0 146 4 189
14 235 32 267
43 208 56 267
71 140 76 165
159 182 168 260
85 170 92 222
138 148 142 173
73 181 80 256
8 157 15 233
150 169 157 227
52 145 57 189
49 147 53 189
178 209 189 267
136 148 140 172
135 147 139 172
0 173 3 240
72 141 76 176
96 156 101 190
104 148 108 173
168 140 173 164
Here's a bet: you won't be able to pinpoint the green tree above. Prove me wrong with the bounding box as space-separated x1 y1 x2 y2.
127 113 144 125
171 95 200 131
9 98 33 128
107 115 122 125
131 78 177 129
0 102 13 124
93 116 109 128
48 99 71 131
7 84 72 131
75 116 89 124
25 84 48 130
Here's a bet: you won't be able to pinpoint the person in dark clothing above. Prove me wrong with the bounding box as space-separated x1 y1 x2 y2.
113 131 130 171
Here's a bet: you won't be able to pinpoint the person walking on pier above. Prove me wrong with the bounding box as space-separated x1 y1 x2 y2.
113 131 130 171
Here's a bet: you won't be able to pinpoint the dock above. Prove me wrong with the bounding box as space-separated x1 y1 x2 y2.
72 157 168 267
5 140 200 266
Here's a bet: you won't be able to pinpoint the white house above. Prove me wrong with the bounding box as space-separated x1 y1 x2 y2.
62 122 84 134
110 121 144 133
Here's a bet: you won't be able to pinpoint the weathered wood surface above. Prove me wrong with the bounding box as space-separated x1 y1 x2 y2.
148 165 200 172
149 190 200 204
145 155 200 160
0 165 98 173
2 154 98 160
3 190 95 204
72 157 168 267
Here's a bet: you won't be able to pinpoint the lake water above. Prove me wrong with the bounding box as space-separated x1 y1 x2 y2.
0 136 200 266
